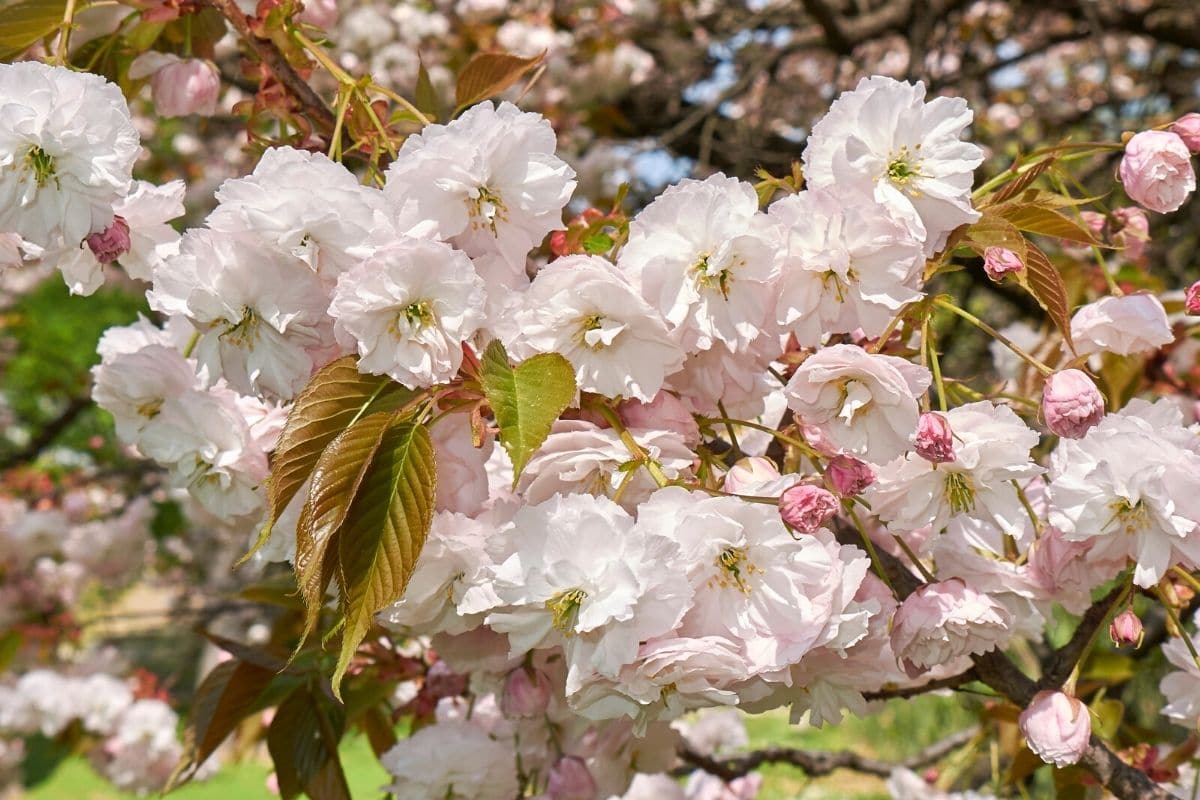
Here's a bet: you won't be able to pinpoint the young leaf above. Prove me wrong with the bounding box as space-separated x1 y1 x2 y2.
997 202 1104 245
0 0 67 56
414 58 440 122
961 212 1029 263
986 156 1056 206
331 421 436 697
170 659 276 789
479 340 576 482
267 686 350 800
455 50 543 109
294 410 397 646
245 357 411 563
1019 243 1077 354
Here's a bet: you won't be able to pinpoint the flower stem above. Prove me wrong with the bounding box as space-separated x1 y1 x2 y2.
846 504 896 595
593 403 670 488
1156 585 1200 671
716 401 742 461
934 298 1053 377
56 0 79 64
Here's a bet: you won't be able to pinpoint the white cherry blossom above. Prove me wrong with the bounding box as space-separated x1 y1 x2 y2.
511 255 684 401
328 236 486 388
803 75 984 255
617 173 779 352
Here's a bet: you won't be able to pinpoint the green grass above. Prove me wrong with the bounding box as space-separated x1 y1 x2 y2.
26 735 391 800
23 695 976 799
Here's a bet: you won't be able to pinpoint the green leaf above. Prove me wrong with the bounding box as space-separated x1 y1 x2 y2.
997 202 1103 245
331 421 436 697
170 659 276 789
244 357 411 564
1018 243 1077 354
294 410 397 647
0 0 67 57
582 232 615 254
414 58 440 122
1090 698 1124 740
479 340 576 483
267 687 350 800
455 50 543 109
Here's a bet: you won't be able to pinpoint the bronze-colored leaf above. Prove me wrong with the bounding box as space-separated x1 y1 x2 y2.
987 156 1056 206
170 659 276 789
244 357 410 563
996 202 1103 245
331 421 436 697
961 212 1029 264
267 686 350 800
294 410 397 647
1020 243 1076 354
455 50 543 109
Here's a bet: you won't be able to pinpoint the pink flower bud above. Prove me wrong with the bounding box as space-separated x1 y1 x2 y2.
1186 281 1200 316
500 667 551 718
1041 369 1105 439
85 216 131 263
297 0 338 28
1109 608 1143 648
983 246 1023 281
547 756 597 800
778 484 839 533
1111 207 1150 261
130 53 220 117
723 456 780 494
826 454 875 496
1018 690 1091 767
913 412 954 463
1170 112 1200 153
1119 130 1197 214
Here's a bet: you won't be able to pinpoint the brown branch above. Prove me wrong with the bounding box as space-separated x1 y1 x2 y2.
1038 581 1127 691
862 669 978 701
677 724 978 781
0 396 90 471
205 0 338 136
852 541 1171 799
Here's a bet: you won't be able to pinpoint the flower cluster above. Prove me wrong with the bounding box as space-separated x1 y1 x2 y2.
9 48 1200 799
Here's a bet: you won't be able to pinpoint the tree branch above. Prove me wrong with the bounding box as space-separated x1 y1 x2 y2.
205 0 338 136
1038 581 1126 691
862 669 979 701
677 724 979 781
0 396 90 471
854 541 1170 799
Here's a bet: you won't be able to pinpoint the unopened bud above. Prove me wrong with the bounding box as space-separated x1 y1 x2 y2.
1019 690 1090 767
1170 112 1200 153
1042 370 1105 439
826 454 875 496
547 756 597 800
723 456 780 494
1186 281 1200 316
914 412 955 463
500 667 551 718
85 216 131 264
778 484 839 534
1109 608 1144 648
983 246 1023 281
